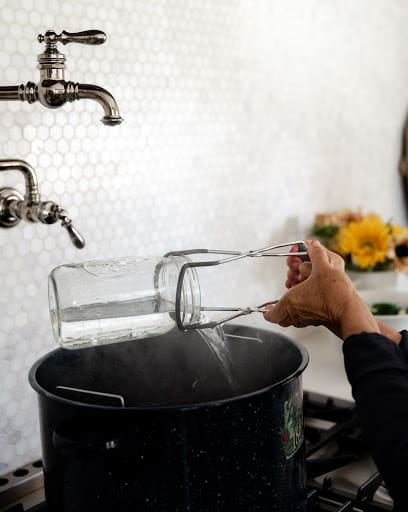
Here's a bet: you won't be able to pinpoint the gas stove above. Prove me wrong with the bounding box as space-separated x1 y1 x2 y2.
0 392 393 512
304 392 392 511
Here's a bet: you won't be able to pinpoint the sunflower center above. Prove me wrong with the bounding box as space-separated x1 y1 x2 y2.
360 240 376 249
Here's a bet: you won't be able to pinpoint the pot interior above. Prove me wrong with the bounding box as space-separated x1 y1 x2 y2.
33 324 307 408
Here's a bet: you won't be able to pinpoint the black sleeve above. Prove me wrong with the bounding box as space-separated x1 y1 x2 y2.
343 332 408 510
399 330 408 362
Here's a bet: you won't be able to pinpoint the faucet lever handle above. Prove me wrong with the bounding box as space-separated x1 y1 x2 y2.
38 30 106 46
59 30 107 46
50 205 86 249
62 220 86 249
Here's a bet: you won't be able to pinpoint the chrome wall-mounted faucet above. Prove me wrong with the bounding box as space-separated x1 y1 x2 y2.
0 29 123 126
0 159 85 249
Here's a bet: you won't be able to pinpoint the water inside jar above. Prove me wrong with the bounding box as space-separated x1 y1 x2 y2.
53 297 177 349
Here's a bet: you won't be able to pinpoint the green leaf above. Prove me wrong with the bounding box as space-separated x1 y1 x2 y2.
370 302 403 315
311 224 339 238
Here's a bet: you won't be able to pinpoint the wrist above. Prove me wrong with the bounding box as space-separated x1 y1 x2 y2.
339 295 380 340
376 320 402 344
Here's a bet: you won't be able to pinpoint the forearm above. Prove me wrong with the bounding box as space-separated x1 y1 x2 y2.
338 295 380 340
337 292 401 343
336 292 401 343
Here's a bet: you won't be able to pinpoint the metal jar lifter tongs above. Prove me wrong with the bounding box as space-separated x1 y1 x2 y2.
164 241 309 331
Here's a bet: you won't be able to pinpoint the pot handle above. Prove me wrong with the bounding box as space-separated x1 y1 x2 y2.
52 426 128 456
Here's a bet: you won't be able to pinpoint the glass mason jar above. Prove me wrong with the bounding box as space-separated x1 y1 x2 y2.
49 256 201 349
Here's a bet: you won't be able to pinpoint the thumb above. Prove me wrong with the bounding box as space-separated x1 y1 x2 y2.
263 299 289 326
306 240 330 270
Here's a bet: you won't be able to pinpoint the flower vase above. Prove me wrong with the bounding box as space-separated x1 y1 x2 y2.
347 270 400 290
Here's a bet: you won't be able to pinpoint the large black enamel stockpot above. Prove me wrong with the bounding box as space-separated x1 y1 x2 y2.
29 324 309 512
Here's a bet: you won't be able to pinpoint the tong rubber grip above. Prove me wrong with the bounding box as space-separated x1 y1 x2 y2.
297 242 310 262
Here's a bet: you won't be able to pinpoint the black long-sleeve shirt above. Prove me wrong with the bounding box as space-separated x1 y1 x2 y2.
343 330 408 510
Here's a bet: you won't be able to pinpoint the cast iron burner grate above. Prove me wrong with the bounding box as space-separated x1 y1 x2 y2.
0 392 393 512
304 392 392 511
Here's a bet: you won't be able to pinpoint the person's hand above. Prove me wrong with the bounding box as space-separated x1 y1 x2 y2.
263 240 381 340
285 243 313 288
282 240 401 343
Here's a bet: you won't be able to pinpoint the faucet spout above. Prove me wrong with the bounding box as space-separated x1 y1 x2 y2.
0 30 123 125
77 83 123 126
0 85 21 101
0 81 123 125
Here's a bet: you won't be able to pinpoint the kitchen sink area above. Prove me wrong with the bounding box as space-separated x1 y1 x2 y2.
1 1 408 510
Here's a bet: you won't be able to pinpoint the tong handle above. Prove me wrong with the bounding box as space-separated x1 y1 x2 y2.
249 240 310 260
166 241 310 261
173 241 309 331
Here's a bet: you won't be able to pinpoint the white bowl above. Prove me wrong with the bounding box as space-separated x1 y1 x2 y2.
359 287 408 332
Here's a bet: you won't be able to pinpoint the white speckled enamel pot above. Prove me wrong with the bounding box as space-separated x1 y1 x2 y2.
29 325 308 512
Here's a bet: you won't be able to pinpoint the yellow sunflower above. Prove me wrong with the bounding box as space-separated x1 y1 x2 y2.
336 214 391 270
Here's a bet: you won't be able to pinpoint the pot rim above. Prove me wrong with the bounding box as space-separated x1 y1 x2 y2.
28 330 309 411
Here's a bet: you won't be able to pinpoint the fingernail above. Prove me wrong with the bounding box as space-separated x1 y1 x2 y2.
311 240 321 247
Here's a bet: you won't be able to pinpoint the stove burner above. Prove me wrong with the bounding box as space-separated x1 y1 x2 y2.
0 392 393 511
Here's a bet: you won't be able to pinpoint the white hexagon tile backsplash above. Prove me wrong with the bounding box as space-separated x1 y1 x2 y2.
0 0 408 473
0 0 277 473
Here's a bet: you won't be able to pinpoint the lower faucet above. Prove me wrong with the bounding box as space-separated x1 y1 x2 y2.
0 159 85 249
